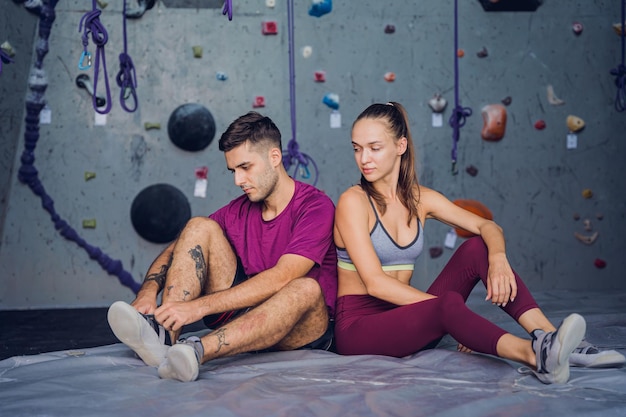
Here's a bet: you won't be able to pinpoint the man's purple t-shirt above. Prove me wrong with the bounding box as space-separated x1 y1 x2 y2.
209 181 338 318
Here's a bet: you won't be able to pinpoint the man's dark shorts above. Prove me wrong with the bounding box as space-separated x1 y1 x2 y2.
202 258 335 352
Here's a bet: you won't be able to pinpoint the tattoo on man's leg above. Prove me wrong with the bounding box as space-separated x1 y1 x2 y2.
167 285 174 295
144 264 168 290
182 290 190 300
188 245 208 288
214 328 230 353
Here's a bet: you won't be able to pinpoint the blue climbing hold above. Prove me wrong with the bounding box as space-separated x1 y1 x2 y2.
309 0 332 17
322 93 339 110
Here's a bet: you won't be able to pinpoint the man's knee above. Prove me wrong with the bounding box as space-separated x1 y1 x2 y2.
282 278 325 307
183 216 221 233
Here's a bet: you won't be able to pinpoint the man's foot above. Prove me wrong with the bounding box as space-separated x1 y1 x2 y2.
569 340 626 368
157 337 203 382
531 313 586 384
107 301 172 367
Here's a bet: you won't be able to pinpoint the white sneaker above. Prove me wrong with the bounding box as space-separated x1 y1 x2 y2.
158 343 199 382
569 340 626 368
107 301 171 367
531 313 586 384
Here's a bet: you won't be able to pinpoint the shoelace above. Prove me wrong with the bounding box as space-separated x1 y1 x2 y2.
78 1 112 114
142 314 173 346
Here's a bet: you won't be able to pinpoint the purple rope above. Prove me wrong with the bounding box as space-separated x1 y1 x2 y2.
18 0 141 294
222 0 233 21
116 0 138 112
611 0 626 112
79 0 112 114
282 0 319 185
448 0 472 175
0 49 14 75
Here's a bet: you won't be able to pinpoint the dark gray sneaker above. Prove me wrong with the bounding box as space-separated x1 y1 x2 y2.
531 313 586 384
107 301 172 367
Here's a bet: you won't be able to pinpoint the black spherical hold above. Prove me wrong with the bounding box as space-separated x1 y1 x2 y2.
167 103 216 152
130 183 191 244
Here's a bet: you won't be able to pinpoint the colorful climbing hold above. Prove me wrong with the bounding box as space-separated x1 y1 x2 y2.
534 120 546 130
476 47 488 58
82 219 97 229
144 122 161 130
262 21 278 35
594 258 607 269
428 94 447 113
84 171 96 181
429 246 443 259
322 93 339 110
253 96 266 108
481 104 507 141
216 71 228 81
192 45 203 58
308 0 332 17
501 96 512 106
452 199 493 238
384 24 396 34
314 70 326 82
582 188 593 199
457 49 465 58
465 165 478 177
567 115 585 132
384 72 396 82
572 21 584 35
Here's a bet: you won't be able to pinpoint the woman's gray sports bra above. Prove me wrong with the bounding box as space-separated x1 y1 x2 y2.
337 196 423 272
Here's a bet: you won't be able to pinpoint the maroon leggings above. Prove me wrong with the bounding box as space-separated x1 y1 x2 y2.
334 237 539 358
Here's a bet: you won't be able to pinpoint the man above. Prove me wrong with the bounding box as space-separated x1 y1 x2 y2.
108 112 337 382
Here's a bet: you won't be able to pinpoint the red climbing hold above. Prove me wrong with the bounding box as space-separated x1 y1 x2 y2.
534 120 546 130
253 96 265 108
594 258 607 269
262 21 278 35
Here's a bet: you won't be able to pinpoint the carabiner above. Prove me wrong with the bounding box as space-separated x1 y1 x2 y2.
78 50 92 70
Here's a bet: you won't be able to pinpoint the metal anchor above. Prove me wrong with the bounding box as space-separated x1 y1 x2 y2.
75 74 106 108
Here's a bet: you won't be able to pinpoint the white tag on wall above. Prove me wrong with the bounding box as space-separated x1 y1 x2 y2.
40 105 52 124
444 228 457 249
94 109 107 126
330 110 341 128
194 178 208 198
432 113 443 127
566 133 578 149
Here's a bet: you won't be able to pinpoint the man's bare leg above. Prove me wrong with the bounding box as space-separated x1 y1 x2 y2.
157 277 329 381
108 217 238 365
161 217 238 341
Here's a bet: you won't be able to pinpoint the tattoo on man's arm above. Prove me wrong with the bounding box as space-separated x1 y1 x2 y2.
188 245 207 288
214 328 230 353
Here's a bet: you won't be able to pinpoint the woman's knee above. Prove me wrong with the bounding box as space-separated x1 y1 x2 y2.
436 291 467 319
458 236 488 258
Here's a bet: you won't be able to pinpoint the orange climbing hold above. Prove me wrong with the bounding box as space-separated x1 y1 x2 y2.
452 199 493 238
481 104 507 141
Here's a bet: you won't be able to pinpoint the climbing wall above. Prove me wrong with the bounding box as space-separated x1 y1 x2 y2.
0 0 624 309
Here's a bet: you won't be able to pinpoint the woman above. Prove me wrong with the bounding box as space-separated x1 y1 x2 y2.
333 102 623 384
